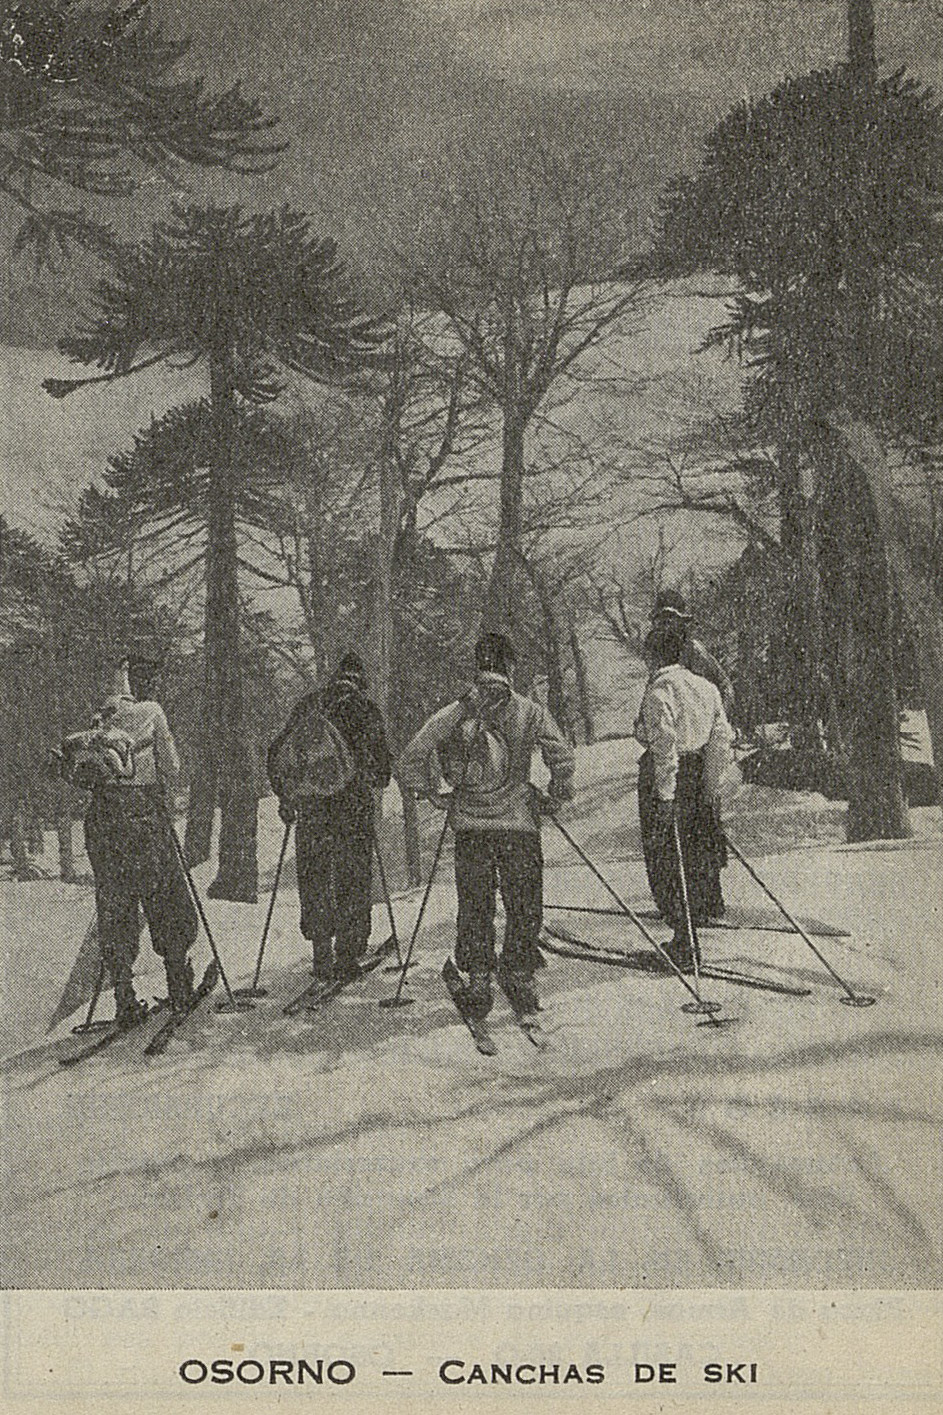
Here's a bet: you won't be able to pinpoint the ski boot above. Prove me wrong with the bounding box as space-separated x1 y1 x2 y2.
498 965 539 1016
662 933 696 975
114 975 148 1030
164 957 196 1014
333 950 365 986
310 939 334 983
463 969 494 1019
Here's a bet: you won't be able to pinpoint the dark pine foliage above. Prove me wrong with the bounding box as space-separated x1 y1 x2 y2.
0 0 282 264
656 62 943 839
657 64 943 434
51 203 387 899
51 203 387 389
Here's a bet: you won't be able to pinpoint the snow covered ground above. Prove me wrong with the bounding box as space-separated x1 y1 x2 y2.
2 740 941 1289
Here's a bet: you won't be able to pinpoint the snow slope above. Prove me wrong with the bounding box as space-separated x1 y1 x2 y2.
1 743 941 1289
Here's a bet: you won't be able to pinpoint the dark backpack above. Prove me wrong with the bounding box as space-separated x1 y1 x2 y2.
267 694 356 804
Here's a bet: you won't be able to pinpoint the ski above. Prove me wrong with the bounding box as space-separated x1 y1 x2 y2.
59 998 170 1068
301 935 397 1013
142 960 221 1057
639 905 849 939
700 966 812 997
545 903 848 938
541 929 669 975
496 969 548 1050
542 926 813 997
282 974 335 1018
442 957 498 1057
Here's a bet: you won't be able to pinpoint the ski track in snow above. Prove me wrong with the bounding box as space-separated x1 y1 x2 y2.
2 743 942 1289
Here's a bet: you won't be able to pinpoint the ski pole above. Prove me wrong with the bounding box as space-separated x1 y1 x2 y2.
379 807 451 1010
72 957 109 1035
235 819 292 1000
671 814 707 1010
548 816 729 1026
167 822 250 1013
723 833 875 1007
371 822 403 966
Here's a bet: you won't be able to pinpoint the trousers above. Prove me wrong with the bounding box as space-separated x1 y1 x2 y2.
454 829 544 977
638 749 727 931
84 787 197 986
295 807 373 962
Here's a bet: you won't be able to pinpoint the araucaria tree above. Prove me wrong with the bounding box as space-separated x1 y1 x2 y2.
657 60 943 840
50 204 386 900
0 0 279 261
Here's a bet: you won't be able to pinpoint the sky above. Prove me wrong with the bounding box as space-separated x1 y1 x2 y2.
2 1 941 342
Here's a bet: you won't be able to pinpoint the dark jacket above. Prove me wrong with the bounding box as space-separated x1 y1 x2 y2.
272 676 392 830
320 677 392 792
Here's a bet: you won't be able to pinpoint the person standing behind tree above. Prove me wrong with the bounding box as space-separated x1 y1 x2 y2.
635 624 734 973
652 589 735 717
397 632 575 1018
268 654 392 983
61 657 199 1025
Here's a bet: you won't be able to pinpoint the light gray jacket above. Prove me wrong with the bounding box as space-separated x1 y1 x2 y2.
397 676 575 834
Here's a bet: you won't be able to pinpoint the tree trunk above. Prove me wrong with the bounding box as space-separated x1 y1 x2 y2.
184 740 217 865
826 412 943 809
486 410 527 632
569 621 596 744
843 493 908 842
372 441 422 889
205 359 258 903
56 812 76 883
820 424 909 840
401 789 422 889
847 0 877 87
779 436 826 750
10 802 35 881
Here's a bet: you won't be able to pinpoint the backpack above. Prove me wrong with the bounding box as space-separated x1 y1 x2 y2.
438 677 514 797
56 726 138 790
267 693 356 804
438 717 511 794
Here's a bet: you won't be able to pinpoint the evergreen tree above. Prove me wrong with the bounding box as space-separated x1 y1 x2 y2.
50 204 386 900
0 0 279 266
656 61 943 839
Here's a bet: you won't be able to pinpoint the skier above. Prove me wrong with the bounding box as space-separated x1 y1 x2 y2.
635 623 733 972
268 654 392 983
397 631 575 1018
65 657 198 1025
651 589 735 716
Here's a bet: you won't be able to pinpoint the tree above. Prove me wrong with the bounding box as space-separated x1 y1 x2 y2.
826 411 943 807
0 0 279 265
50 204 386 900
420 136 649 639
656 55 943 837
1 514 177 879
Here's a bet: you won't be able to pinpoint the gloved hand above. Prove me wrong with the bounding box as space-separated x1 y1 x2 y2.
278 800 297 826
654 798 676 830
533 789 561 817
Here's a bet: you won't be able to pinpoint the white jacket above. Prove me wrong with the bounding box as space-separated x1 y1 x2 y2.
636 665 732 802
94 694 180 789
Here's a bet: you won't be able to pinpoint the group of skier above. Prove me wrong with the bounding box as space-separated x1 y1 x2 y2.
59 593 735 1031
